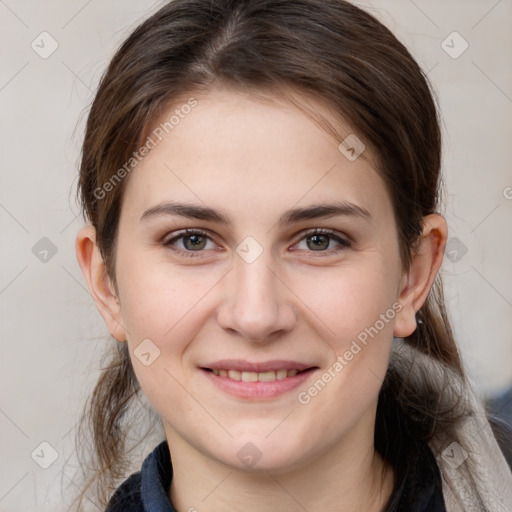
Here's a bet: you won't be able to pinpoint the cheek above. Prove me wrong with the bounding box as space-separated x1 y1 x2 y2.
116 259 212 418
114 249 226 407
115 247 215 343
291 257 400 351
291 267 399 452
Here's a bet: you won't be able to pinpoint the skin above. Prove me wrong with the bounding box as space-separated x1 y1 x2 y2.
76 87 447 512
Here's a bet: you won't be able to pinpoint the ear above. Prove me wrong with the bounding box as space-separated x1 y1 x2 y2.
393 214 448 338
75 226 127 342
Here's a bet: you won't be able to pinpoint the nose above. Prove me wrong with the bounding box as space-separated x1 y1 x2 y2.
216 251 297 343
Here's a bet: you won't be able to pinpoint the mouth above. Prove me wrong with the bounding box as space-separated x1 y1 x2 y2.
203 367 312 382
199 360 319 399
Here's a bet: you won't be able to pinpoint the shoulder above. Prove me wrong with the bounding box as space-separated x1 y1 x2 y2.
104 471 143 512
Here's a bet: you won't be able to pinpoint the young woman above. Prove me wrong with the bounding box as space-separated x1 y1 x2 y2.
72 0 512 510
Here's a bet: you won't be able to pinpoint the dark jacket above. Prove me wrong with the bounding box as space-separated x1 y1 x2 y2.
104 440 446 511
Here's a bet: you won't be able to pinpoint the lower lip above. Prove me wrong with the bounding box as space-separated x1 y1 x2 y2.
201 368 317 399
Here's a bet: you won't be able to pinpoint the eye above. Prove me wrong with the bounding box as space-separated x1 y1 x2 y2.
163 229 218 257
162 227 351 258
293 228 351 253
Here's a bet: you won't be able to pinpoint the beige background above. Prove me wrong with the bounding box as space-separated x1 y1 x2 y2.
1 0 511 510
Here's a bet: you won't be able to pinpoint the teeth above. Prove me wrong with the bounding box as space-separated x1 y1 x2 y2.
228 370 242 380
241 371 258 382
212 369 304 382
276 369 288 380
258 371 277 382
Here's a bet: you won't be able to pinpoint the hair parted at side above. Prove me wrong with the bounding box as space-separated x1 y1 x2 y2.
71 0 468 510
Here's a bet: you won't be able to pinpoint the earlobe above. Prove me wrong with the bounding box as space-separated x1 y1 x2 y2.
393 214 448 338
75 226 127 342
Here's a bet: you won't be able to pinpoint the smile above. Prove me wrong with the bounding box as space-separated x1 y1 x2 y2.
211 368 301 381
200 361 319 399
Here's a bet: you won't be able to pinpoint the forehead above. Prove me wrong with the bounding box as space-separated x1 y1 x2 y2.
121 87 391 226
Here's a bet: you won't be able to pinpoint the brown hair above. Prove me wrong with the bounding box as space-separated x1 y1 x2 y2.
72 0 469 509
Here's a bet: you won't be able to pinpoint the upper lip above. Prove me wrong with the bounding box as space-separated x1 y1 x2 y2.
201 359 317 373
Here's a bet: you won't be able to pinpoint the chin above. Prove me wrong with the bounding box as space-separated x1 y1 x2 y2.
211 435 314 474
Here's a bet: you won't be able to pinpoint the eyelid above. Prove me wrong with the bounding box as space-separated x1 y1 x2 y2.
162 227 215 245
162 228 221 258
162 227 352 259
291 227 352 251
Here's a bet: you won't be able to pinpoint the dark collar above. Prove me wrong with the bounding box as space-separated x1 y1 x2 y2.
141 441 176 511
104 440 176 511
107 439 446 511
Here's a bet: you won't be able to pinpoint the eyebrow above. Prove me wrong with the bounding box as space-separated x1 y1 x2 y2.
140 200 371 226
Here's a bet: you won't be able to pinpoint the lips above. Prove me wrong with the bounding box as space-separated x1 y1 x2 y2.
201 359 315 373
211 368 301 382
200 359 318 392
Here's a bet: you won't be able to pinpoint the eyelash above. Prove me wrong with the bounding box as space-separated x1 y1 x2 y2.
162 228 352 258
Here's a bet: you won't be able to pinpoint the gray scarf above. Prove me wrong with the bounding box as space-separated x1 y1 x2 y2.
390 340 512 512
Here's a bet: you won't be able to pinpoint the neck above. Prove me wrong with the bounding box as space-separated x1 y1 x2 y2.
166 417 394 512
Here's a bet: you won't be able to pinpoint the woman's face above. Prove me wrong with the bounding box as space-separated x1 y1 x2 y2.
112 87 406 471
